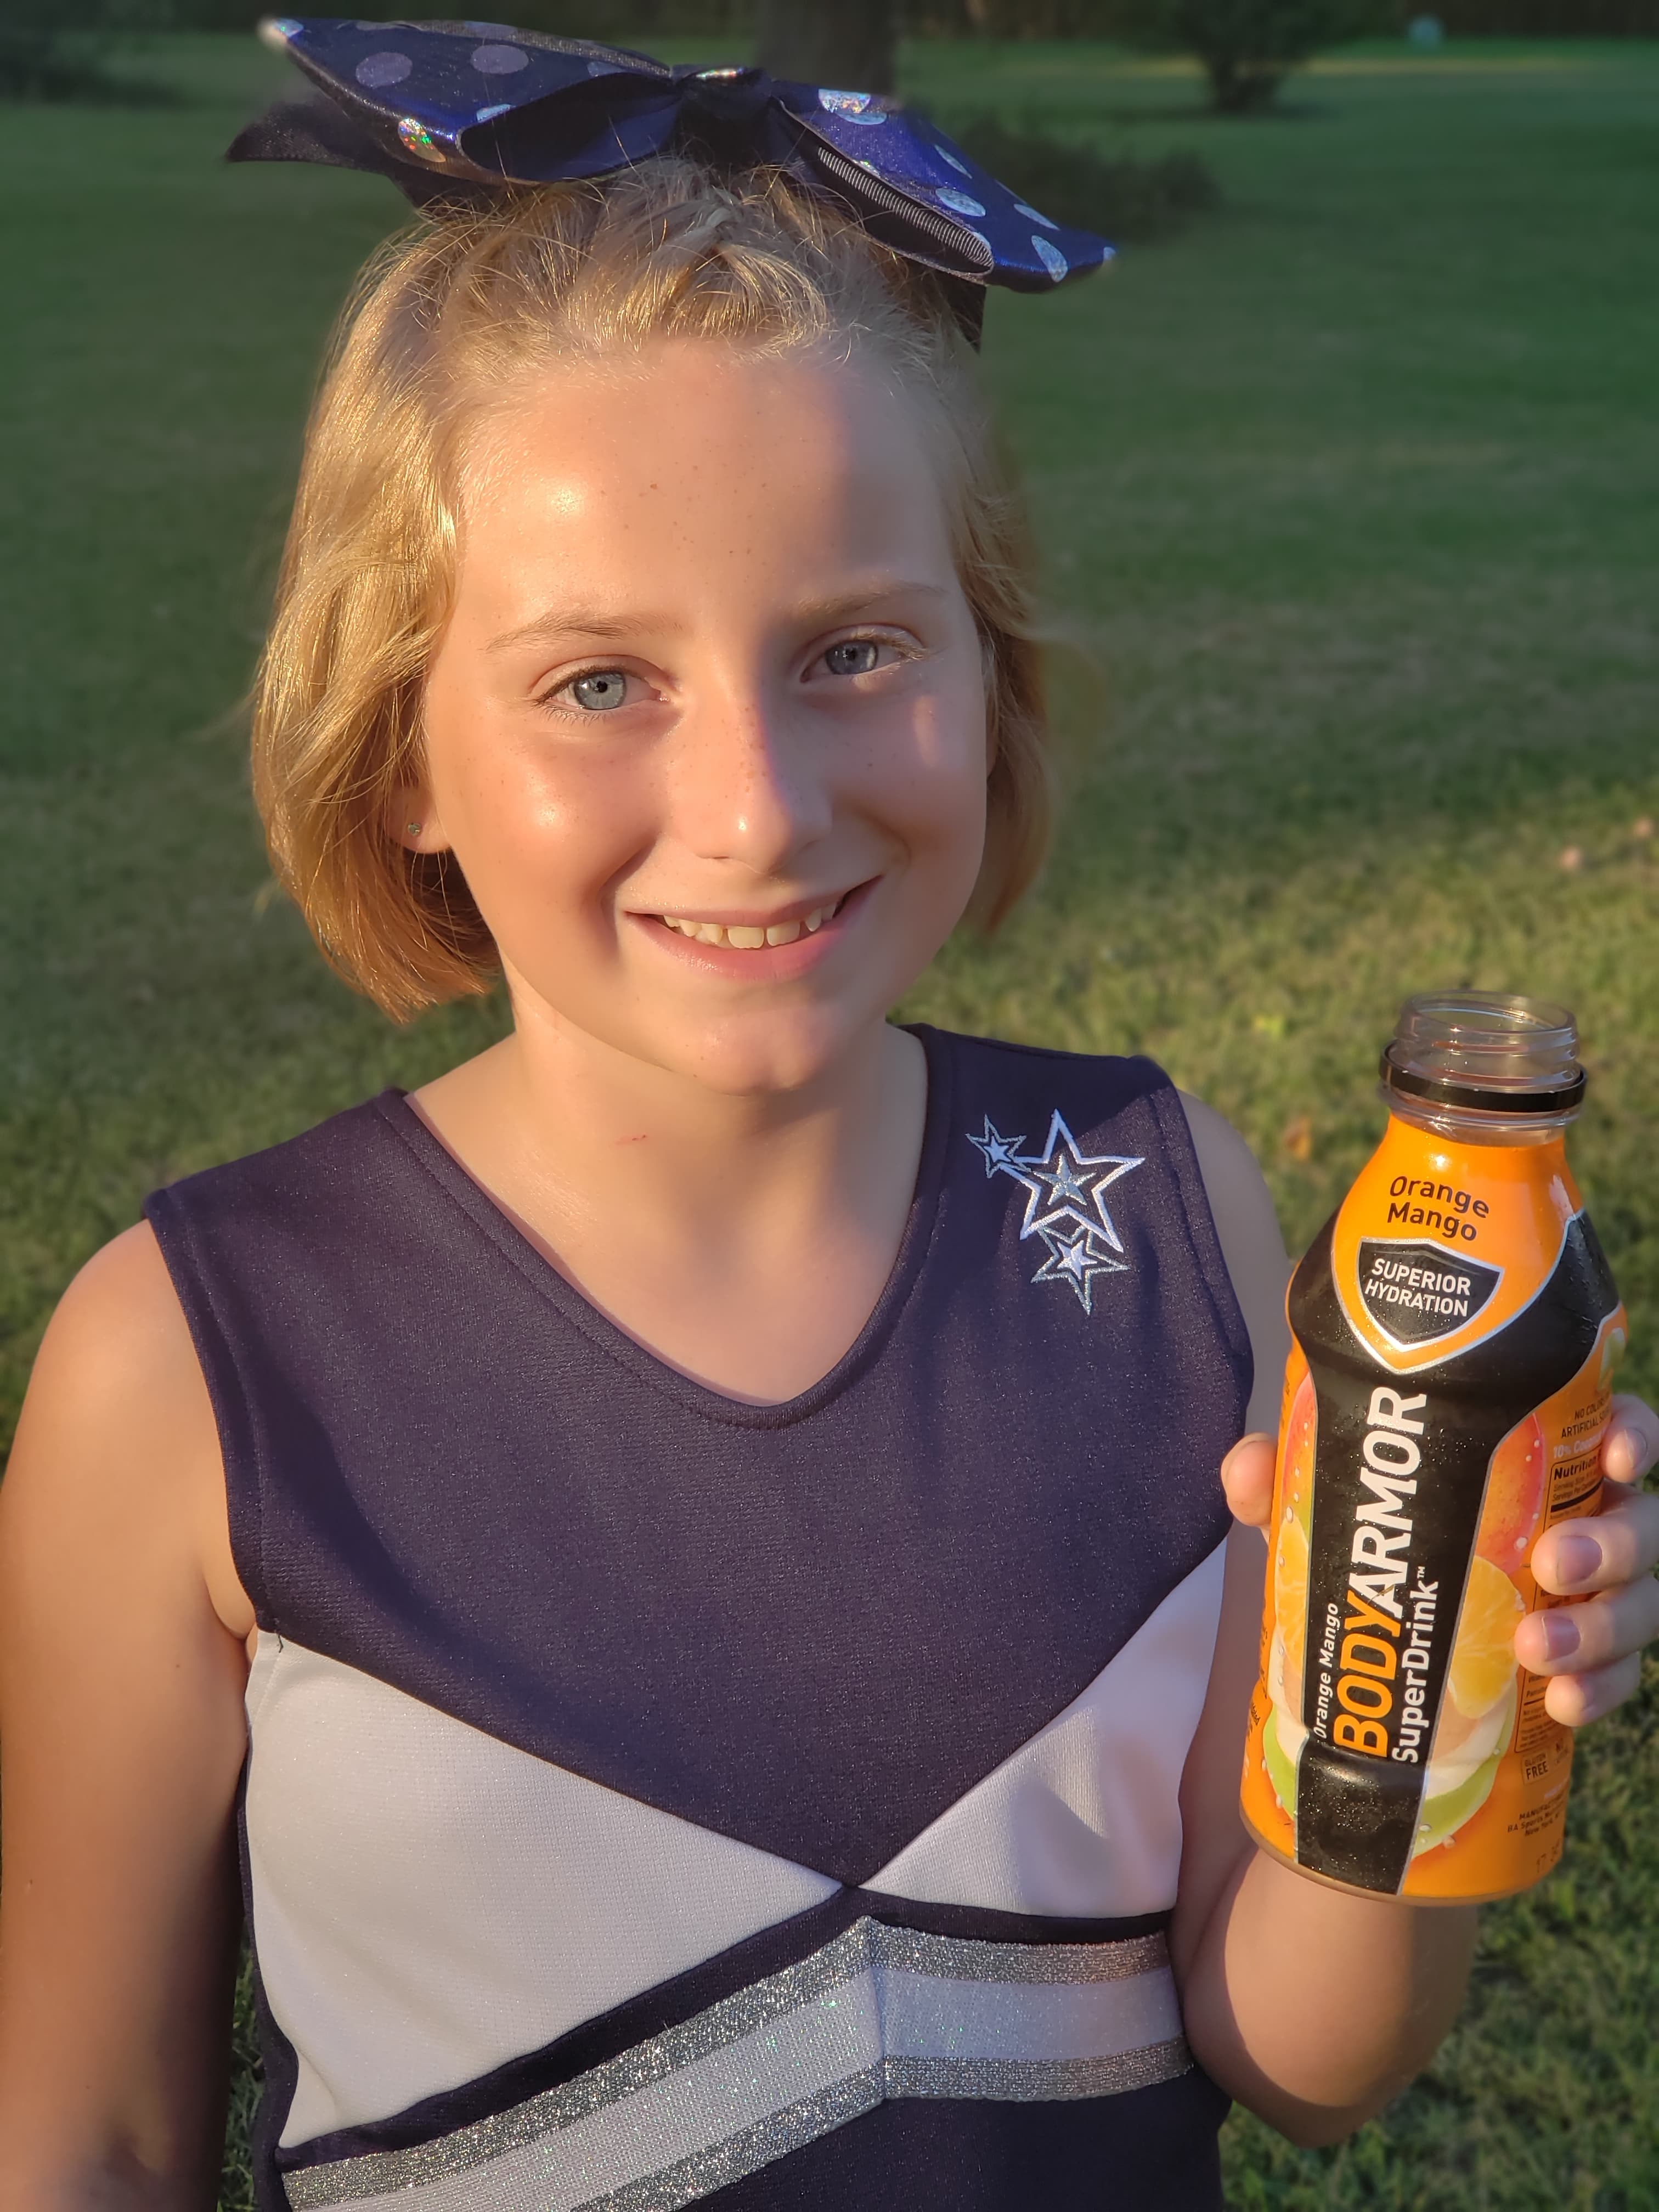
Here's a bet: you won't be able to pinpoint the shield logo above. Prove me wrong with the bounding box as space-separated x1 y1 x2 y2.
1356 1239 1502 1347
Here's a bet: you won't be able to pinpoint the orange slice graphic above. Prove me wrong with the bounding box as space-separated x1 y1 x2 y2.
1448 1555 1525 1718
1274 1513 1311 1683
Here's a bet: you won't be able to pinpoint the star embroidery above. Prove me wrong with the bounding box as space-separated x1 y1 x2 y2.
1031 1223 1127 1311
1029 1148 1094 1213
969 1111 1144 1312
967 1118 1030 1178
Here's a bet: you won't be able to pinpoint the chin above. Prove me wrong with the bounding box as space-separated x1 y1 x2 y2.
665 1006 879 1099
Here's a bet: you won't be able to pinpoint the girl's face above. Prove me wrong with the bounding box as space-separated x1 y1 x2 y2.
417 338 990 1097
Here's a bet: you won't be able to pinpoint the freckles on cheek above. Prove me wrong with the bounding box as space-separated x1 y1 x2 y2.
884 697 989 840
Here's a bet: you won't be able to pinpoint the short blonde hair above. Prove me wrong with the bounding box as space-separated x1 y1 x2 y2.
252 158 1051 1020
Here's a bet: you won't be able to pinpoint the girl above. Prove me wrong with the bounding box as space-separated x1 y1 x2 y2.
3 22 1656 2210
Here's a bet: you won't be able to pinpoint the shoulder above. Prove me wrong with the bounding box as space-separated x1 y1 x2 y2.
31 1220 207 1414
1176 1093 1285 1274
2 1223 248 1639
923 1023 1167 1104
1175 1094 1291 1439
926 1029 1283 1417
144 1091 404 1232
920 1024 1178 1157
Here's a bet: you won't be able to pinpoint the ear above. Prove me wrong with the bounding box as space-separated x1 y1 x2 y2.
387 786 449 855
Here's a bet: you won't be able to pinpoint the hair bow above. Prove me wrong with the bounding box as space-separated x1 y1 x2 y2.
231 18 1112 341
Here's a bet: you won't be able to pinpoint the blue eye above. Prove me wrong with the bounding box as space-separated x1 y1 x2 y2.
822 640 882 678
566 670 629 712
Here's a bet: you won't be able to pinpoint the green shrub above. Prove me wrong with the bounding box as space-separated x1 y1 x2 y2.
1130 0 1372 112
0 11 103 102
0 0 168 103
949 117 1220 241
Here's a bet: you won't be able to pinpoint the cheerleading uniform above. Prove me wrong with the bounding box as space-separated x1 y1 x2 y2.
144 1024 1251 2210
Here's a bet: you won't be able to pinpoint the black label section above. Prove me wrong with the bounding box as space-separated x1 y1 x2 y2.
1286 1210 1618 1895
1358 1239 1500 1347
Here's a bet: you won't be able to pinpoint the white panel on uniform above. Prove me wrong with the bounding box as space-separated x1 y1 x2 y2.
245 1637 841 2145
861 1542 1227 1919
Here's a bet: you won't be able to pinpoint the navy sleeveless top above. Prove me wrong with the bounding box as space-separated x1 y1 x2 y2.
145 1026 1251 2210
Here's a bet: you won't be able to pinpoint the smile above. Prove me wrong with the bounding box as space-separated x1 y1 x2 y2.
654 892 851 951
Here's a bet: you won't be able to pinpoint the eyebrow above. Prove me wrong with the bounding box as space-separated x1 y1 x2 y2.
487 609 655 654
485 580 952 657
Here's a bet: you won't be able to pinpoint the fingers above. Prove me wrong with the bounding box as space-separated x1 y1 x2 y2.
1601 1393 1659 1486
1531 1481 1659 1596
1223 1397 1659 1723
1221 1433 1276 1530
1515 1407 1659 1731
1516 1565 1659 1669
1542 1652 1644 1729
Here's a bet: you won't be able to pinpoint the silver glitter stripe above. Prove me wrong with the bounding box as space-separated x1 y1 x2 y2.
285 1924 876 2208
882 2038 1193 2103
565 2040 1195 2212
284 1919 1186 2211
864 1923 1170 1984
577 2072 887 2212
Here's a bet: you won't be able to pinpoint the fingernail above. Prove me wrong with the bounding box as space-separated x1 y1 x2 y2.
1536 1610 1581 1661
1553 1532 1601 1587
1613 1425 1653 1479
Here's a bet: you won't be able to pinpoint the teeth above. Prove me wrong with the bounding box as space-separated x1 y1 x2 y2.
658 895 844 950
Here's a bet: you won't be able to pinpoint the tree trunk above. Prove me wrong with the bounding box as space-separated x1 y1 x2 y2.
755 0 898 95
1204 53 1286 112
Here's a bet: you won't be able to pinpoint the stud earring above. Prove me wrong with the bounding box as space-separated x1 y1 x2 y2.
405 821 422 836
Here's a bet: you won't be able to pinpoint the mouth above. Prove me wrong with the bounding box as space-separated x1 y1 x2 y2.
653 890 853 952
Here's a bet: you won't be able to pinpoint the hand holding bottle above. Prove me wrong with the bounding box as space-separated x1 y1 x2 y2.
1231 994 1659 1900
1224 1395 1659 1729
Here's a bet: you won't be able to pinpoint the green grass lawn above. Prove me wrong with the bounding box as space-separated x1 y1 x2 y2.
3 30 1656 2210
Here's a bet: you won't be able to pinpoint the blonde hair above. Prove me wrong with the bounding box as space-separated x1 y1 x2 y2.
252 158 1051 1019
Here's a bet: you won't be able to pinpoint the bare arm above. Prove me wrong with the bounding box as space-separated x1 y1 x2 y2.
1172 1522 1478 2143
1170 1097 1478 2145
0 1227 253 2209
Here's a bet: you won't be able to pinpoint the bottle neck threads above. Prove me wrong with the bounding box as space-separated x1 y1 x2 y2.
1381 992 1584 1143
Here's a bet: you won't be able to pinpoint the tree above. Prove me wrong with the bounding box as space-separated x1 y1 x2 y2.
755 0 898 95
0 0 136 100
1133 0 1370 113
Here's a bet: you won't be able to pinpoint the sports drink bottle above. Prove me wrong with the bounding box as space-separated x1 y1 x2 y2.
1240 992 1625 1901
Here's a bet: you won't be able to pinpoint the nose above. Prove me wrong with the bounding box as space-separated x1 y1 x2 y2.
666 676 833 877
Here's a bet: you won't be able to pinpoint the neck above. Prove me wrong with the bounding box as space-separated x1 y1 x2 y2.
413 997 926 1276
408 998 930 1403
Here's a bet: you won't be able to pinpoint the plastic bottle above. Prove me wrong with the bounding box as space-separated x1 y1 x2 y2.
1240 992 1626 1901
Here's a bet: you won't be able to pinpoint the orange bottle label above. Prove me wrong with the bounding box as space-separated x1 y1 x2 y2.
1240 1116 1624 1902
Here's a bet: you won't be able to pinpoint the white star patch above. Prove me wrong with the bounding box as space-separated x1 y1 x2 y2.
968 1111 1144 1313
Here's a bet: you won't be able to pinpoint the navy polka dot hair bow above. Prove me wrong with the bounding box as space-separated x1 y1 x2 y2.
232 18 1113 342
